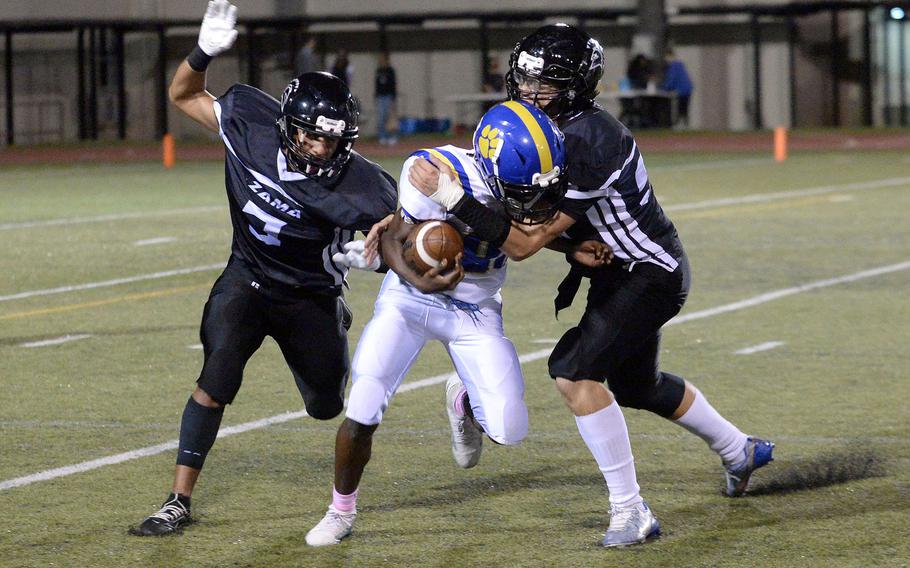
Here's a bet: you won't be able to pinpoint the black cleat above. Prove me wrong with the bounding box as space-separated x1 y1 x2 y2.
130 493 192 536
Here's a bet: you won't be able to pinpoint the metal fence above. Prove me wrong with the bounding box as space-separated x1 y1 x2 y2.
1 1 908 146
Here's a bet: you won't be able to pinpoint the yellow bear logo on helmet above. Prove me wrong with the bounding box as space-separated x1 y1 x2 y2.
477 125 502 159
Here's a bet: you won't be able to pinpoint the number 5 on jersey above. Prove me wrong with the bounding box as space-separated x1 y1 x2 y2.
243 200 286 246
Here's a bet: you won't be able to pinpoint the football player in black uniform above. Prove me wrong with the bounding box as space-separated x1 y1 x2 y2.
131 0 396 536
409 24 774 547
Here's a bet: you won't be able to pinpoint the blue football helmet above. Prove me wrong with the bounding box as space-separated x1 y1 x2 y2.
473 100 568 224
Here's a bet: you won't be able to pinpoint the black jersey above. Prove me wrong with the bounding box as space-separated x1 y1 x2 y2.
558 106 682 272
213 84 397 293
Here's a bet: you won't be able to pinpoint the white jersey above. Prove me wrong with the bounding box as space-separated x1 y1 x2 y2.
347 146 527 445
390 145 508 305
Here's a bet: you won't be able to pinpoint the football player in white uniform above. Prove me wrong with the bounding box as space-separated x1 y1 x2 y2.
306 100 609 546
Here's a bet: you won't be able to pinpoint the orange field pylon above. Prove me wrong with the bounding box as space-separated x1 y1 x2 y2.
774 126 788 162
163 133 176 169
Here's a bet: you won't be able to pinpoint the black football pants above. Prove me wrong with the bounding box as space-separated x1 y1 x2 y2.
196 258 349 419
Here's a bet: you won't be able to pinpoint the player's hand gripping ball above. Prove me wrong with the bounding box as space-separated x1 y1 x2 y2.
402 221 464 275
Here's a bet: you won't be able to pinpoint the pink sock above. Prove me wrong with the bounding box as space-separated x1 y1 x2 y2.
332 486 358 513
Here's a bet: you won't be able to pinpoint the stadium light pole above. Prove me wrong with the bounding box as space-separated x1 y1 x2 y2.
883 11 891 125
88 26 98 140
862 7 873 127
76 27 86 140
99 27 108 89
378 21 388 53
156 25 168 139
4 30 12 146
115 28 127 140
751 14 763 130
634 0 666 63
787 14 797 128
830 10 841 127
900 12 907 126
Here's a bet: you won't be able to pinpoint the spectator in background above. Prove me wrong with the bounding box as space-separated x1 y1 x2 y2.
330 49 353 87
482 57 505 93
660 48 693 128
481 57 506 114
375 51 398 145
295 36 319 76
626 53 652 91
620 54 654 128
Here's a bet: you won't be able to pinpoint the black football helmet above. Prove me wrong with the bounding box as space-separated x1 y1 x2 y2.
277 71 359 180
506 24 604 121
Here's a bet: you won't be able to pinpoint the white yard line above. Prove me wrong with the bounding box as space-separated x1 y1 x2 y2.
133 237 177 246
0 264 224 303
20 334 93 348
663 176 910 212
668 260 910 326
2 261 908 492
0 206 225 231
734 341 785 355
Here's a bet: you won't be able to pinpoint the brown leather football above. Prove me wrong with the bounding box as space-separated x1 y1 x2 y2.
402 220 464 275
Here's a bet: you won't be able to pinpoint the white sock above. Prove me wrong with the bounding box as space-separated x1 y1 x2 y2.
575 402 642 508
674 387 748 467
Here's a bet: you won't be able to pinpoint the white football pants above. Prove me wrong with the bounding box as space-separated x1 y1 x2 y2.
345 277 528 446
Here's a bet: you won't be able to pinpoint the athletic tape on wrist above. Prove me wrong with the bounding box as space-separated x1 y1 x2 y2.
429 172 465 210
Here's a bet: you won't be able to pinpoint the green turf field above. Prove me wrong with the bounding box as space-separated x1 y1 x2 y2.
1 150 908 567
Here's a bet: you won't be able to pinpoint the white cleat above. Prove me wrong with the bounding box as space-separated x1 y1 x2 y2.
445 375 483 468
305 505 356 547
601 501 661 548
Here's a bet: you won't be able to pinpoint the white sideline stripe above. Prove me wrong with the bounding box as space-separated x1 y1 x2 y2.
0 264 224 303
133 237 177 247
20 334 93 348
187 344 204 350
663 176 910 212
530 338 559 344
734 341 785 355
0 206 225 231
3 261 909 492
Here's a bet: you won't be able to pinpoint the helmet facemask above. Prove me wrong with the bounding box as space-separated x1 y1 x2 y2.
483 163 568 225
277 114 356 180
505 68 580 121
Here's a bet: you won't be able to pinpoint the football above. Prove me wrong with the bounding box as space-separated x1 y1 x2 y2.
402 220 464 275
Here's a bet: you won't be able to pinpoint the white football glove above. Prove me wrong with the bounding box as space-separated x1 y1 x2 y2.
427 168 465 210
332 240 380 271
197 0 239 57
